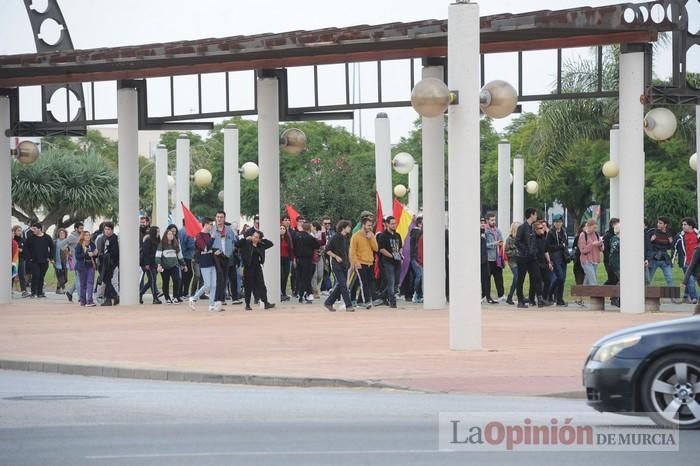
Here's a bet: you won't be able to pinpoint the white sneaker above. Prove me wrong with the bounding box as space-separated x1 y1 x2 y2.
208 305 216 312
498 295 506 302
189 297 196 310
213 301 224 312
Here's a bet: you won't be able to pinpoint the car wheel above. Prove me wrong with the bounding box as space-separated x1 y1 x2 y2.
640 352 700 430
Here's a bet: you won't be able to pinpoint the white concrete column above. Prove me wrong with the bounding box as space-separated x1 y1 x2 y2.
224 124 240 227
154 144 169 228
257 76 280 303
696 106 700 220
117 85 140 306
408 163 419 213
448 1 480 350
619 48 646 314
421 65 447 310
497 139 511 234
609 125 620 219
512 155 524 223
0 96 11 304
175 134 190 226
374 113 392 213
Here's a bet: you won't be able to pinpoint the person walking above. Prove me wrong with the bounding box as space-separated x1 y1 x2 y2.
480 218 494 304
75 231 97 307
211 211 238 305
609 221 622 307
504 222 521 305
484 213 505 301
23 223 54 298
545 214 569 306
139 226 161 305
602 218 620 287
571 224 586 306
377 216 403 309
579 219 604 285
294 223 321 304
350 216 379 309
96 222 120 306
409 216 424 304
675 218 700 303
239 230 275 311
189 218 222 312
515 208 540 308
178 221 195 299
323 220 354 312
530 220 553 307
280 224 294 301
12 225 29 297
64 222 84 303
310 221 327 299
53 228 70 293
156 228 186 304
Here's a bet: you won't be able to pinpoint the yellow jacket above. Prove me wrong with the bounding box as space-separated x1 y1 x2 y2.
350 230 378 266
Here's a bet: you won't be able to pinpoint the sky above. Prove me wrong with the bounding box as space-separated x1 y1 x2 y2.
1 0 697 144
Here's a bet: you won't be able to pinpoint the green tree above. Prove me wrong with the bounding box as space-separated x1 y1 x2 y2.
11 150 118 232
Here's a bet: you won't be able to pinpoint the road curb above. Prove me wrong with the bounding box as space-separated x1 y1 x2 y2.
0 359 409 391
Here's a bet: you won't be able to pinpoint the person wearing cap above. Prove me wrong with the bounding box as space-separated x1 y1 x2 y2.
546 214 569 306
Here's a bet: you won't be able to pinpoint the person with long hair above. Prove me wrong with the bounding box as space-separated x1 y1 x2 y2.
156 228 186 304
504 221 521 305
54 228 69 293
189 218 222 312
75 230 97 307
139 226 161 304
280 223 294 301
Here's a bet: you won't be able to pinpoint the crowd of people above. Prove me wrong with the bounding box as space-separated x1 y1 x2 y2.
11 208 700 314
482 209 700 313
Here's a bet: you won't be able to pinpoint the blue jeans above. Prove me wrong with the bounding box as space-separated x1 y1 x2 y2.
410 259 423 300
648 260 674 286
549 260 567 302
507 262 518 299
582 262 598 285
192 266 217 307
683 266 697 299
380 258 401 306
325 264 352 308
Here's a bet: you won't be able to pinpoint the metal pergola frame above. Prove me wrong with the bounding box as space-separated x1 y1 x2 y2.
1 0 698 137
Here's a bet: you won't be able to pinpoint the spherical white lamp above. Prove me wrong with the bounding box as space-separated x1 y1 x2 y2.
525 180 539 195
193 168 212 188
410 77 451 118
643 107 677 141
690 153 697 172
480 80 518 119
509 173 513 185
393 184 408 198
392 152 415 175
602 160 619 178
218 190 224 202
13 141 40 164
167 175 175 191
279 128 307 155
240 161 259 181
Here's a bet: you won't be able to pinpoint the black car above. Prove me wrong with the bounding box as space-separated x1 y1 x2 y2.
583 315 700 429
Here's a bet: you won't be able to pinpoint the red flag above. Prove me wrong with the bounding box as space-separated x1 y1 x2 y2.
285 204 300 229
181 202 202 238
375 192 384 234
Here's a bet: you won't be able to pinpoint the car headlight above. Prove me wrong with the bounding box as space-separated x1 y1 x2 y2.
592 335 641 362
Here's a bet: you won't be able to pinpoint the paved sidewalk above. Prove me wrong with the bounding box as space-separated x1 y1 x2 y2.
0 294 689 396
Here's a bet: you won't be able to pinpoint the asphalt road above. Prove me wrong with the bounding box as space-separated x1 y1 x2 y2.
0 370 697 466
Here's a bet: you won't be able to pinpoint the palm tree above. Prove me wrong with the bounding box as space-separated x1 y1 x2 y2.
11 150 118 232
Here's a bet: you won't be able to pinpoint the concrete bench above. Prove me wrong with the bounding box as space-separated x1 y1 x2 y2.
570 285 680 312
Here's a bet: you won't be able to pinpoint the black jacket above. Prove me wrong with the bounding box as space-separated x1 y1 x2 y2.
24 234 54 264
515 221 535 259
326 233 350 267
546 228 568 264
293 231 320 260
239 238 273 268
